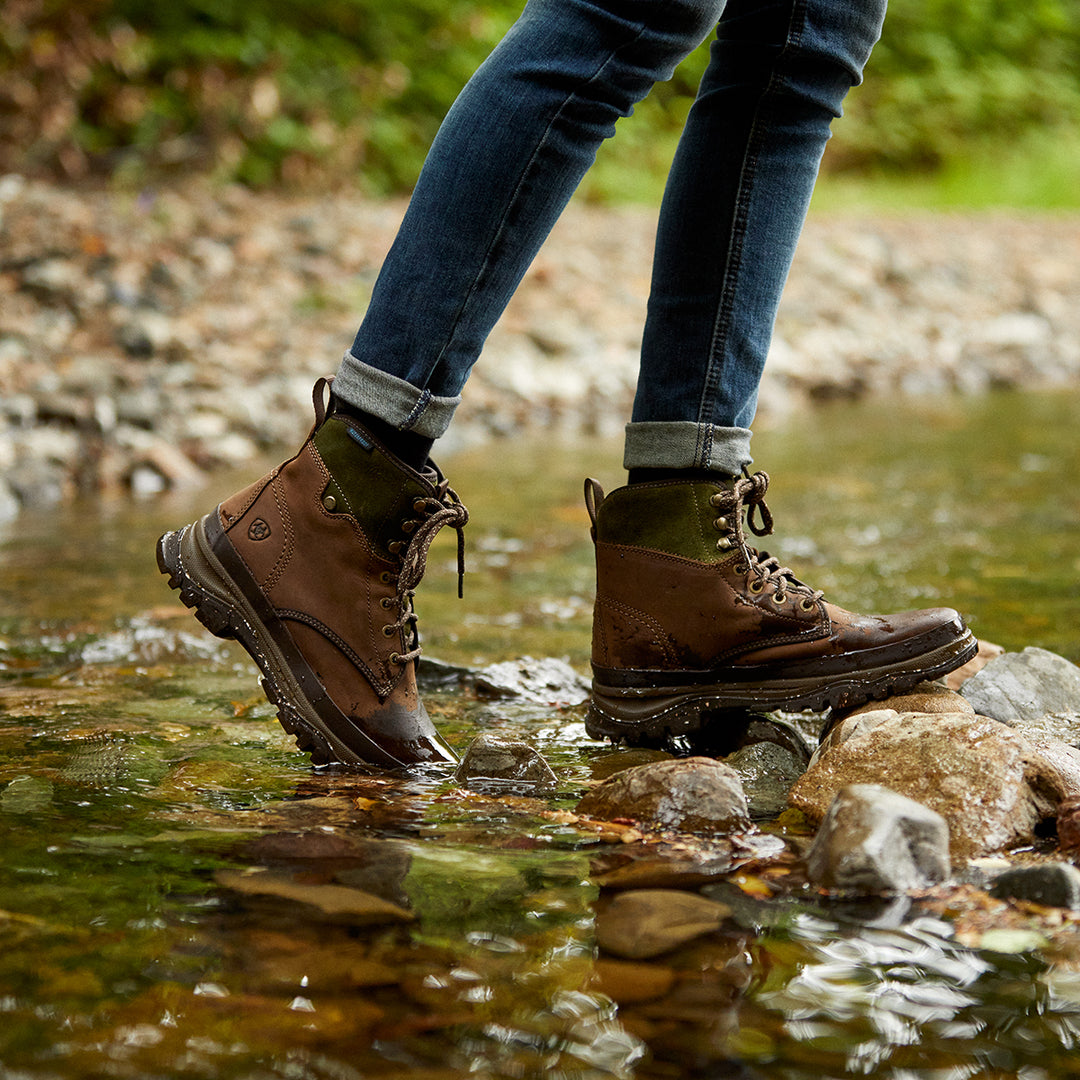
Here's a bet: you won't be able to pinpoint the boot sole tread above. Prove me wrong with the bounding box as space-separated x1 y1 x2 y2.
586 631 979 745
157 520 379 768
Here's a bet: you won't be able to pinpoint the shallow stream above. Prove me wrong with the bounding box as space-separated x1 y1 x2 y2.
1 388 1078 1079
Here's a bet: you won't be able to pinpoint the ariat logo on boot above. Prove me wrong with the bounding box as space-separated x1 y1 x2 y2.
248 518 271 541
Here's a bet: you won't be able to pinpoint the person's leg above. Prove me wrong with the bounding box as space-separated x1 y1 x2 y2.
627 0 888 474
586 0 979 745
159 0 727 767
333 0 726 440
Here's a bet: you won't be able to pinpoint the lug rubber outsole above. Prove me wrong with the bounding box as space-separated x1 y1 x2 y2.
157 516 398 768
585 629 979 746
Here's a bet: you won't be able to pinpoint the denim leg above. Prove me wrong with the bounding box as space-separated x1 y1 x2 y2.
624 0 887 473
336 0 726 437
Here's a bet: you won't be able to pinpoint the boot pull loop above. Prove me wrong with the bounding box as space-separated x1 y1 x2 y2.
313 376 334 427
584 478 605 540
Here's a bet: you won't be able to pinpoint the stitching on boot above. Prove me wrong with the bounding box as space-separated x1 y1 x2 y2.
691 485 710 556
606 541 736 570
219 465 281 528
597 595 679 666
592 610 611 666
277 609 391 697
263 475 295 594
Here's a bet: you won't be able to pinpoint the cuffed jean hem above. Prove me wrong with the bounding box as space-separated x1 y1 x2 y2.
623 421 753 475
332 352 461 439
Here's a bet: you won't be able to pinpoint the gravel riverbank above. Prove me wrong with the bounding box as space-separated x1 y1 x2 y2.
1 175 1078 522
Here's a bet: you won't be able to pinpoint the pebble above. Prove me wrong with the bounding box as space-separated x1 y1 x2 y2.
805 783 951 894
454 733 558 791
1 177 1078 522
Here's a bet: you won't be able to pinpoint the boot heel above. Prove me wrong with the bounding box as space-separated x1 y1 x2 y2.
156 524 238 641
586 688 707 743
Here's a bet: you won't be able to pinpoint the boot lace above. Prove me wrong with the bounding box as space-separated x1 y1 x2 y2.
710 471 823 610
383 477 469 665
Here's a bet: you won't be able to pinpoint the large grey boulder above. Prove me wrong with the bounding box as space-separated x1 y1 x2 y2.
805 784 950 893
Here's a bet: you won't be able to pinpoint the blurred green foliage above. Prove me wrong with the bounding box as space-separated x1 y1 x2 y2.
1 0 1078 197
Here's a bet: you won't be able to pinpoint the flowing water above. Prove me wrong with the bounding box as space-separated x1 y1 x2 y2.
0 388 1078 1080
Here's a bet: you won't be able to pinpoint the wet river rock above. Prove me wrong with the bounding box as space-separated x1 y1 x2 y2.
576 757 751 836
454 733 558 790
960 647 1080 742
989 862 1080 911
790 709 1080 858
806 783 951 894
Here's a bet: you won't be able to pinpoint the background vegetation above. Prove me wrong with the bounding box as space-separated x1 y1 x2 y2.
2 0 1079 204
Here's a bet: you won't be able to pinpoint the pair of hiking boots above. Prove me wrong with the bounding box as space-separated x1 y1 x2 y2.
157 379 977 768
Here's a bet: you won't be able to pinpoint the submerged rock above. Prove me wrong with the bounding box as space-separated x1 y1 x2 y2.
790 710 1080 857
576 757 751 835
960 647 1080 742
805 784 950 894
595 889 732 960
214 868 414 924
454 733 558 790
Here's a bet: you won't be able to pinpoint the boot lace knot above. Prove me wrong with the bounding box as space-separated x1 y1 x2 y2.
384 479 469 665
710 471 822 607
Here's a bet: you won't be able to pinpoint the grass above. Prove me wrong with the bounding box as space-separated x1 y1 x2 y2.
811 131 1080 212
579 120 1080 212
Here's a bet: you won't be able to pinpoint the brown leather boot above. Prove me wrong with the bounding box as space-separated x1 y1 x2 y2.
156 379 467 768
584 471 977 744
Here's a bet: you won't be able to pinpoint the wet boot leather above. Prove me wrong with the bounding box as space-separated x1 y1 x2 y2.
584 472 977 744
157 379 467 768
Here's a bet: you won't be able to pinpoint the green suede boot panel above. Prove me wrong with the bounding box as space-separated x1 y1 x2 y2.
313 418 426 554
597 481 729 563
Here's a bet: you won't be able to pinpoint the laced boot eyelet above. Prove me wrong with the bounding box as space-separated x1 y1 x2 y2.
772 591 787 605
389 652 402 665
713 515 729 531
379 597 394 609
401 520 418 534
379 571 394 584
388 540 403 555
716 537 734 551
382 624 397 637
709 493 724 508
748 578 765 594
800 597 817 612
413 499 428 514
734 563 749 574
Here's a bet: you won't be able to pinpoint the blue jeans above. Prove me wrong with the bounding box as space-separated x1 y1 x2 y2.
334 0 886 474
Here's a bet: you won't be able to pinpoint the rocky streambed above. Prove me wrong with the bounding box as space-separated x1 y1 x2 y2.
1 174 1079 522
453 643 1080 907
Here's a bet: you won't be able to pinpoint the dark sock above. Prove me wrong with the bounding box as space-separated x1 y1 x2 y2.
331 396 434 471
628 467 736 486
